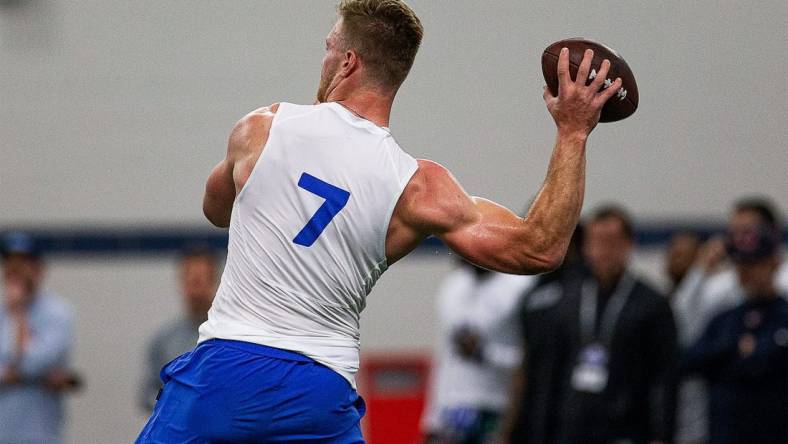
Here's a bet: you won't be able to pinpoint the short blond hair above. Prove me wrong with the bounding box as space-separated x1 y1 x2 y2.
338 0 423 90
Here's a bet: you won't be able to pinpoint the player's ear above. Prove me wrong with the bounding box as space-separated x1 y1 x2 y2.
341 49 359 77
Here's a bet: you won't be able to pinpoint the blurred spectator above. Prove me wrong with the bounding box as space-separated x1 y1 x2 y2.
680 209 788 444
662 232 707 444
422 259 534 444
0 232 75 444
673 197 788 345
139 246 218 411
504 226 586 443
508 206 677 444
665 232 701 293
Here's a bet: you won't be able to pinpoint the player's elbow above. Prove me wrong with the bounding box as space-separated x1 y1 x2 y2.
205 213 230 229
512 247 565 275
511 223 570 274
529 252 564 274
476 241 566 275
203 199 231 228
204 210 230 228
203 170 235 228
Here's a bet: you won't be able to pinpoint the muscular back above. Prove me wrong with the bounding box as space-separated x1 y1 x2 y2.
200 102 419 385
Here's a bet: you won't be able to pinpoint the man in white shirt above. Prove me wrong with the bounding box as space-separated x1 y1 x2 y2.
423 260 534 443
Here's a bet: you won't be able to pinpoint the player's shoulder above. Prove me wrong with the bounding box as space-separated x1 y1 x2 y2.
414 158 450 176
397 158 473 228
405 159 456 195
233 103 280 135
401 159 452 204
227 103 280 156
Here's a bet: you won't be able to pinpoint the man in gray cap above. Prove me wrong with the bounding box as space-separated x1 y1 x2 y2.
0 232 75 444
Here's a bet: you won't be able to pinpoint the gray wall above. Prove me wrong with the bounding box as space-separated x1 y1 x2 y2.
1 0 786 442
2 0 786 225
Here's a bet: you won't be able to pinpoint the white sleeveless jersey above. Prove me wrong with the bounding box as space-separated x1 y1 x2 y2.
198 102 418 387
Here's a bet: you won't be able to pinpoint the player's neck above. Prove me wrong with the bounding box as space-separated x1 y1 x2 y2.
328 89 394 128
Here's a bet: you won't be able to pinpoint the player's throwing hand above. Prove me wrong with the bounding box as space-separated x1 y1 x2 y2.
543 48 623 136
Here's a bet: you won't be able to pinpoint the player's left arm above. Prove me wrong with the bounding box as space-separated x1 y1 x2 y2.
386 160 574 274
203 104 278 227
386 50 620 273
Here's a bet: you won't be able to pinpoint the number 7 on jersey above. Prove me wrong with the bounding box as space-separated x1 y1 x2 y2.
292 173 351 247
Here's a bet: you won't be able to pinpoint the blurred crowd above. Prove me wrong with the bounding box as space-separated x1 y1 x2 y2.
1 196 786 444
423 196 788 444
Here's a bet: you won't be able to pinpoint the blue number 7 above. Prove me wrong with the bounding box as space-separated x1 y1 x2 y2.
292 173 351 247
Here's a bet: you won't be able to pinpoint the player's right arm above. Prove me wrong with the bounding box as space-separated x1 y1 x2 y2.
203 104 278 227
386 49 622 274
203 156 236 228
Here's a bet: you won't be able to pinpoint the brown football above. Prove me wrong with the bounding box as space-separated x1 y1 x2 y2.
542 38 638 122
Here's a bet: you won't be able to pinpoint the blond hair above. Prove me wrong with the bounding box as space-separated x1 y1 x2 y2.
338 0 423 90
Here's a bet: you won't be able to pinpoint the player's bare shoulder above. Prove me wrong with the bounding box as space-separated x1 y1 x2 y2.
386 159 477 263
402 159 476 228
228 104 280 159
228 103 280 189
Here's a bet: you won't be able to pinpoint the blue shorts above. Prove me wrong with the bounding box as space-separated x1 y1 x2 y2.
136 339 366 443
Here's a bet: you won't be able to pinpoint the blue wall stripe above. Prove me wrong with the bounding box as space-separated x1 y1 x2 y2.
1 224 786 256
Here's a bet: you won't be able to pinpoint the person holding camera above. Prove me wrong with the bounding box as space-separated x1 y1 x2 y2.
672 198 788 346
680 201 788 444
671 198 788 444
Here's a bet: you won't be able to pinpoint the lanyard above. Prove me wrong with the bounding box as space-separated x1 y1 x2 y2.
579 272 635 347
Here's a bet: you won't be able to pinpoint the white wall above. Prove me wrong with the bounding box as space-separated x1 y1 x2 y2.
2 0 786 227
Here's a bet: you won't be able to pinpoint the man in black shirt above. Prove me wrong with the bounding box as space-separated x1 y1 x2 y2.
682 201 788 444
665 232 701 294
510 206 678 444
